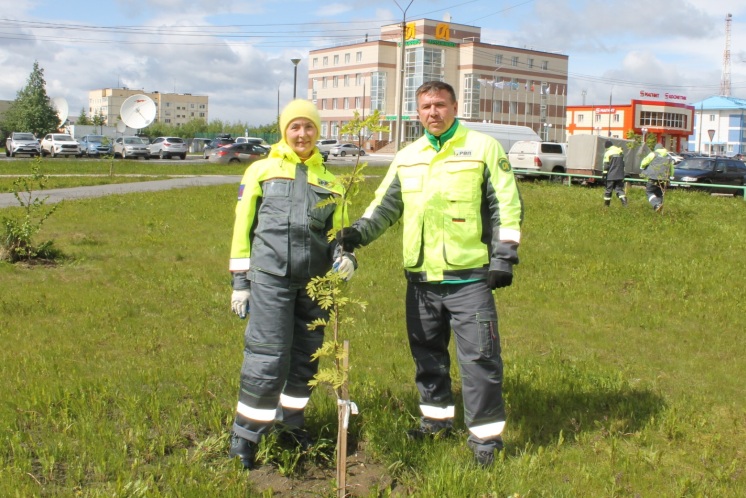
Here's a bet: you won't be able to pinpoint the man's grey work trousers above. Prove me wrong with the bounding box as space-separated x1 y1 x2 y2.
232 280 326 444
406 279 506 450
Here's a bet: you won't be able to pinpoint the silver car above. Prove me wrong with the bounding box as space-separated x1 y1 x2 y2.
148 136 188 160
114 136 150 160
330 143 365 157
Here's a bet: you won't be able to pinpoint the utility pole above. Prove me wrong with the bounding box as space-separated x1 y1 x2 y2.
394 0 413 153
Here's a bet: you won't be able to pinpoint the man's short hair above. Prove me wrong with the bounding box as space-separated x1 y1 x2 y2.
416 81 457 103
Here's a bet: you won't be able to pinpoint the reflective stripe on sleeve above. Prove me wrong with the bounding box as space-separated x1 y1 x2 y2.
499 228 521 243
419 404 455 420
280 393 309 410
230 258 251 271
236 401 276 422
469 420 506 440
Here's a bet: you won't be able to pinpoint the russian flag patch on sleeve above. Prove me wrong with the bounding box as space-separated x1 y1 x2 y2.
237 184 245 200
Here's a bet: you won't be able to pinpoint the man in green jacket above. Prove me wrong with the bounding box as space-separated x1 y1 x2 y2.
640 143 674 212
602 140 627 207
338 81 523 466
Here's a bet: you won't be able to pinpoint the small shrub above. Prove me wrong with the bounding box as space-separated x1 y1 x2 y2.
1 158 61 263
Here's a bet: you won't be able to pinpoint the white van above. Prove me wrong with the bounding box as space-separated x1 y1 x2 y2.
460 122 541 152
508 141 567 179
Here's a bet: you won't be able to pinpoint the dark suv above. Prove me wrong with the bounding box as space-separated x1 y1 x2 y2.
673 157 746 196
203 137 236 159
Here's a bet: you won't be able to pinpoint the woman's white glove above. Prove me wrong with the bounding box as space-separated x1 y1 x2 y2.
231 289 251 319
333 253 357 281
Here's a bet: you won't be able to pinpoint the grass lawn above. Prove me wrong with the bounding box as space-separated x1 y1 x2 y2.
1 171 744 496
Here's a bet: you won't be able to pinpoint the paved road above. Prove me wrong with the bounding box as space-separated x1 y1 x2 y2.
0 175 241 208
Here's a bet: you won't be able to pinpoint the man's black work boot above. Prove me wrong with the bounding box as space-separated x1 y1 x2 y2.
229 433 257 470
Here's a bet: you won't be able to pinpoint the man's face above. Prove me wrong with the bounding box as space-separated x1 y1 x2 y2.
417 89 458 136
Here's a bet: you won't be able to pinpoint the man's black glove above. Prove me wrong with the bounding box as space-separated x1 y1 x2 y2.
487 270 513 289
336 227 362 252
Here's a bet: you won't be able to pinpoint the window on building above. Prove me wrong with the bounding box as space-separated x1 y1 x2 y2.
528 58 534 69
578 114 585 122
511 56 519 67
322 99 327 110
356 51 362 62
333 76 338 88
542 60 548 70
333 54 339 65
344 97 349 109
370 72 386 112
322 77 327 89
496 54 503 65
323 56 328 66
613 114 620 123
355 96 361 108
313 58 318 68
344 53 350 64
462 74 480 120
404 46 445 114
333 99 338 110
640 110 689 130
344 75 349 87
356 73 362 86
709 114 716 122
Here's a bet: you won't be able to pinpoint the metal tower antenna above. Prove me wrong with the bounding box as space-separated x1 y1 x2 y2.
720 13 732 97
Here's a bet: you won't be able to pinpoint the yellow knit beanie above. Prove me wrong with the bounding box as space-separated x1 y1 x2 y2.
280 99 321 142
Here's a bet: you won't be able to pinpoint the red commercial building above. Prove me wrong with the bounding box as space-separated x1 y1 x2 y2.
566 99 694 152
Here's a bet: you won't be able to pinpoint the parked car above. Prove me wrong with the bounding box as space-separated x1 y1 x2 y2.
235 136 266 145
114 136 150 160
148 137 188 160
673 156 746 196
330 143 365 157
78 135 112 157
508 140 567 180
5 132 40 157
208 143 269 165
316 139 341 153
40 133 81 158
203 137 236 159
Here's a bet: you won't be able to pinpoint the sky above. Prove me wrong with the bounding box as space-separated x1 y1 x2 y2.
1 0 746 126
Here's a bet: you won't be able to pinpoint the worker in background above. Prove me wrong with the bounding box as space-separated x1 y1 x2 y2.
640 143 674 212
337 81 523 467
602 140 627 207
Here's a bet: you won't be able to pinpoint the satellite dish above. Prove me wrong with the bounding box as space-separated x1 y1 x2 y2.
116 120 127 134
120 94 156 130
51 97 69 126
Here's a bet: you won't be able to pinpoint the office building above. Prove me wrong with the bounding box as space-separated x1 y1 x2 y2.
308 18 569 148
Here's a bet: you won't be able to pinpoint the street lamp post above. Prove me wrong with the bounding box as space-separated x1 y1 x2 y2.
641 127 648 148
291 58 301 99
543 122 553 141
394 0 414 153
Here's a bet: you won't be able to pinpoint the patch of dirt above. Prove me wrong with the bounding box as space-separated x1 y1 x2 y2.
248 443 398 497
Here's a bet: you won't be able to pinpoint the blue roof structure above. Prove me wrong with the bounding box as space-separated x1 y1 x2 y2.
690 95 746 110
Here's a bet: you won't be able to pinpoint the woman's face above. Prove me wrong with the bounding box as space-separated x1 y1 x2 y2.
285 118 319 159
